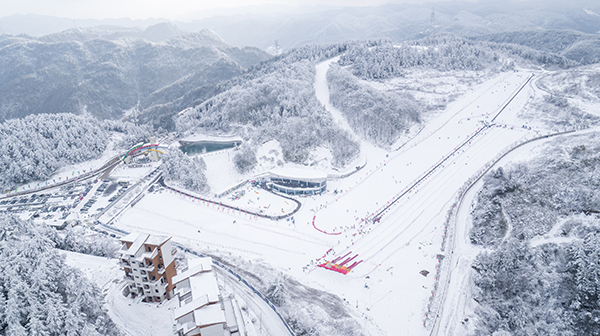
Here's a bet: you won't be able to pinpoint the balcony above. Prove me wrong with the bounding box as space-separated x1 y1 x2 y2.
138 263 155 272
118 261 131 268
136 248 158 262
157 266 165 274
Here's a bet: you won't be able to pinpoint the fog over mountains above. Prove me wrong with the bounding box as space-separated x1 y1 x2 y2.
0 0 598 128
2 0 600 50
0 23 269 125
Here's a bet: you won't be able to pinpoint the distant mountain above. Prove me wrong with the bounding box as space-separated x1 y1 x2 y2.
0 25 271 123
3 1 599 52
0 14 169 37
179 0 600 50
472 29 600 64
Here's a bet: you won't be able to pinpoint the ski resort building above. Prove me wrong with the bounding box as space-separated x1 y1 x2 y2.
172 257 246 336
118 233 177 303
269 167 327 195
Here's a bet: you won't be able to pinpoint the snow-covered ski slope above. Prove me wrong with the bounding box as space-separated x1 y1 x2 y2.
315 57 356 137
113 63 540 335
310 61 537 334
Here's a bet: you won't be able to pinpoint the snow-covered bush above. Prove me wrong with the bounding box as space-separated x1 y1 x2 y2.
0 214 122 335
160 147 209 194
233 145 257 174
102 119 153 149
55 225 120 258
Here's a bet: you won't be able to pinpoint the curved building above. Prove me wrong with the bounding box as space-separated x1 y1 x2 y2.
269 167 327 195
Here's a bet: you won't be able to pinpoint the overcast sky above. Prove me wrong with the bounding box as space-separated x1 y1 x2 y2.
0 0 454 21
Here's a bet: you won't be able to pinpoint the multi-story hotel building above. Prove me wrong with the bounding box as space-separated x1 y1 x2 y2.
118 232 177 303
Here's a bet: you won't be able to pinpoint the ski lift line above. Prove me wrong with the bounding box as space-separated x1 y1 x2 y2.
491 74 534 123
327 126 500 274
347 129 503 263
314 73 511 207
386 72 513 162
373 125 491 221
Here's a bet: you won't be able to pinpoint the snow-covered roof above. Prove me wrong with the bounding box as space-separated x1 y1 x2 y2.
172 258 212 285
127 233 149 256
119 232 139 243
270 167 327 181
188 269 220 303
193 304 226 328
174 294 210 320
173 257 220 321
144 234 170 246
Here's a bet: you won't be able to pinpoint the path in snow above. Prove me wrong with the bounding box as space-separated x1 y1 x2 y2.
314 57 357 137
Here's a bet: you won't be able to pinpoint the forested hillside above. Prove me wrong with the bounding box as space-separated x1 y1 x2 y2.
469 133 600 335
0 113 153 192
177 34 588 167
160 148 209 193
473 30 600 65
0 25 270 123
0 114 107 191
327 63 420 147
339 34 575 80
176 42 362 169
0 214 122 336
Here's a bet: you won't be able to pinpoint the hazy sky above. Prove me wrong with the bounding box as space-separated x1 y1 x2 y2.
1 0 446 20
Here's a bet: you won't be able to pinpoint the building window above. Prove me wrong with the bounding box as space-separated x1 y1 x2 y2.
155 289 159 293
140 270 146 275
147 246 151 252
133 269 137 272
144 285 149 289
135 276 139 278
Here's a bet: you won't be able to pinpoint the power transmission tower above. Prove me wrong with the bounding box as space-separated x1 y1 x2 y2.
429 7 436 29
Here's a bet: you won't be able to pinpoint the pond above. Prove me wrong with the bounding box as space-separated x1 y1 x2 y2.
180 140 241 155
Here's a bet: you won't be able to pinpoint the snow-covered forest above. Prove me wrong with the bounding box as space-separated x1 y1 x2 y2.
470 133 600 335
339 34 575 80
0 113 155 192
327 63 420 147
176 43 362 168
0 114 107 191
160 147 209 193
0 214 122 335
